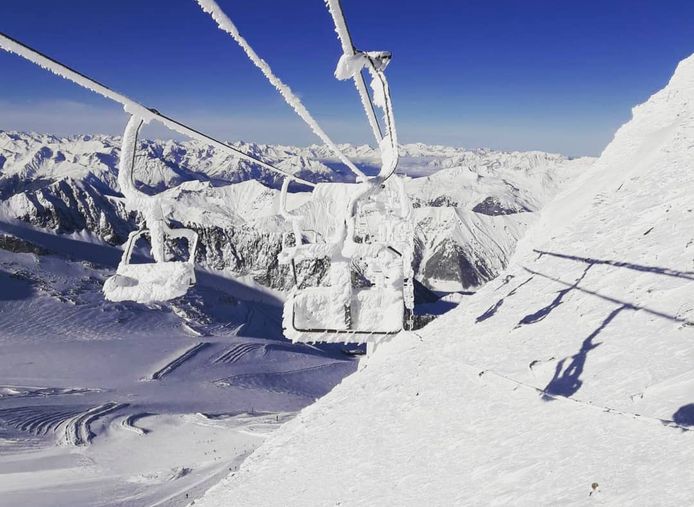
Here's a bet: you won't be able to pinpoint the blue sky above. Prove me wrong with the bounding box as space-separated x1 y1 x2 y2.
1 0 693 156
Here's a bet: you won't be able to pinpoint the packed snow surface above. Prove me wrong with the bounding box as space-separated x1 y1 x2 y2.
197 55 694 506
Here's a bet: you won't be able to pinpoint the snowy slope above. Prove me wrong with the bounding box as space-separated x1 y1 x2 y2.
197 55 694 506
0 218 357 506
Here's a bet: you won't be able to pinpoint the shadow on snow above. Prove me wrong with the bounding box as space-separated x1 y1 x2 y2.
542 304 633 399
672 403 694 427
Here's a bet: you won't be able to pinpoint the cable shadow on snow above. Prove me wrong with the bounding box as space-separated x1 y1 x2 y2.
542 304 633 399
523 267 694 327
534 249 694 282
475 276 534 323
515 265 593 328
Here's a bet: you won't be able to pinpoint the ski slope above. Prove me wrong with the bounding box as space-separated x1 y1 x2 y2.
0 218 357 506
197 54 694 506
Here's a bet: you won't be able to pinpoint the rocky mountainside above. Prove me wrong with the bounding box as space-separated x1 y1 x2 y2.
0 132 591 292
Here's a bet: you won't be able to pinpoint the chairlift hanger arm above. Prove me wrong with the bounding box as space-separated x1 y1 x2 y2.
0 31 316 189
325 0 384 145
324 1 400 182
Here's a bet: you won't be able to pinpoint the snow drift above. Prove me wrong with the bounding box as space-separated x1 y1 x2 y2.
197 55 694 505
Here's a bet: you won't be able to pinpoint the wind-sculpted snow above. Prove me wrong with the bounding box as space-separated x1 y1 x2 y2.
0 134 588 291
197 55 694 506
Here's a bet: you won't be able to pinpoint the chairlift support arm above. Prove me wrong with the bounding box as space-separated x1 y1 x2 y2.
324 0 384 145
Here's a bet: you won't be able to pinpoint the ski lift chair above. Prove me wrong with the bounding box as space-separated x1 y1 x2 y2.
103 115 198 304
279 177 414 345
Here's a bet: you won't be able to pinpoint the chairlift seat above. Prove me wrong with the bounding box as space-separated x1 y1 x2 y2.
292 286 350 331
103 261 195 304
351 287 403 331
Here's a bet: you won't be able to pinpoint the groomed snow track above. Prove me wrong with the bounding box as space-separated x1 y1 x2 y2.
0 401 128 446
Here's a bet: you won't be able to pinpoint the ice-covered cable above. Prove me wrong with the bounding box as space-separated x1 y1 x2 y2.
195 0 366 181
0 31 316 188
324 0 383 145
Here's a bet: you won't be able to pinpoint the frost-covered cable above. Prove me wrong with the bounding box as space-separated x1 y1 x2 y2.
0 31 315 188
195 0 366 182
324 0 383 145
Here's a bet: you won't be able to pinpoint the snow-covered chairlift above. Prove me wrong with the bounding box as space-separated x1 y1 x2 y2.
279 176 414 345
275 0 412 346
103 115 198 304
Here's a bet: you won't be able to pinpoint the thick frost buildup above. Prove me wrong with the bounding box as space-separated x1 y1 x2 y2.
103 115 198 304
334 53 367 80
279 178 414 344
320 2 400 181
324 0 383 144
195 0 366 181
102 261 194 304
281 1 406 344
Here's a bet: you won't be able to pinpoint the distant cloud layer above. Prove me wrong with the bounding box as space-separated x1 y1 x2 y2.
1 98 616 157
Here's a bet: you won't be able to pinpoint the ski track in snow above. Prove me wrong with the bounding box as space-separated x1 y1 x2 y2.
215 363 342 397
149 342 212 380
120 412 153 435
0 401 127 446
212 343 265 365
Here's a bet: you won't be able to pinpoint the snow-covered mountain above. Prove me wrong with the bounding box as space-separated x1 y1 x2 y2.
0 132 590 293
0 133 589 505
196 54 694 506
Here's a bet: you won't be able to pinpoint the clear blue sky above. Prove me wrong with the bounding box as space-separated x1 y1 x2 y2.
1 0 693 156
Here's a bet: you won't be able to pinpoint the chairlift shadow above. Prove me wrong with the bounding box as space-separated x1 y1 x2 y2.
517 265 592 327
521 264 693 400
542 304 632 400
